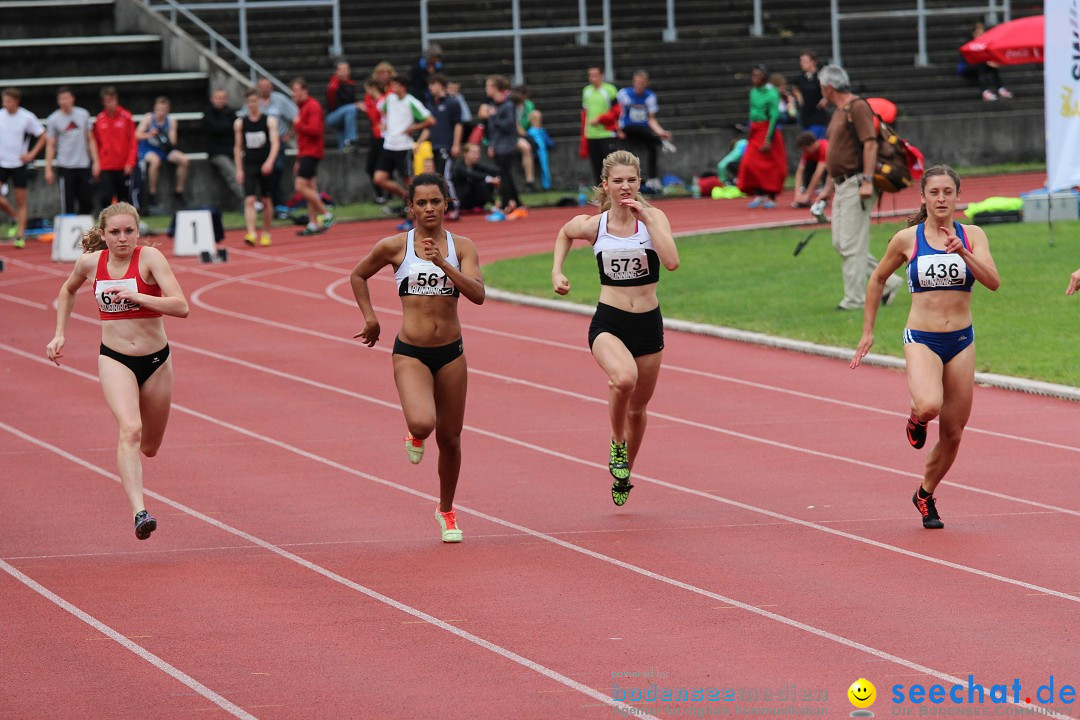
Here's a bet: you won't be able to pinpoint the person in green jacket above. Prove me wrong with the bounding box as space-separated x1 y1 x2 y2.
736 65 787 209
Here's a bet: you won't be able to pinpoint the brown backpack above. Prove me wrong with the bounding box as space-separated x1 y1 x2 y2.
845 98 916 193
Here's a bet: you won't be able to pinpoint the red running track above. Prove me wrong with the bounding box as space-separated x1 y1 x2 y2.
1 171 1077 719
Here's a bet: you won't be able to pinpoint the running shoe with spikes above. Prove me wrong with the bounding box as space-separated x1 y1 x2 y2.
906 412 928 449
608 439 630 481
912 489 944 529
259 231 272 246
243 232 257 246
611 478 634 506
404 433 425 464
134 510 157 540
435 506 463 542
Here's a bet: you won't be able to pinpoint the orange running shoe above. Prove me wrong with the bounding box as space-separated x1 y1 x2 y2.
435 506 463 542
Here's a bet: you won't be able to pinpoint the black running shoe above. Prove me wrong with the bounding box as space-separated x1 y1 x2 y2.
134 510 157 540
912 490 944 529
906 413 927 449
612 479 634 507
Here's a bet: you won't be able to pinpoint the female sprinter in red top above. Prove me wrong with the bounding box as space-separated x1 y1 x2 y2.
552 150 679 506
851 166 999 529
349 174 484 542
46 202 189 539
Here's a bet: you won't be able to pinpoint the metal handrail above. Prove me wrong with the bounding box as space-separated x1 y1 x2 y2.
829 0 1012 68
144 0 291 91
147 0 341 83
420 0 613 85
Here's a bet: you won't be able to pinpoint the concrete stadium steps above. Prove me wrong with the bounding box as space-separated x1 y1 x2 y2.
0 0 116 38
11 73 211 123
0 35 163 79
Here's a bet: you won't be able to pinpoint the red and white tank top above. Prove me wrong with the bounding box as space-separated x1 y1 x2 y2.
95 246 163 320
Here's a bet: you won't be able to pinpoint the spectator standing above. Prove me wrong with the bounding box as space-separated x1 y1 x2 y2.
409 45 444 105
418 74 462 217
582 66 618 185
484 75 524 220
374 74 434 229
0 87 46 248
93 86 136 211
44 86 98 216
818 64 902 310
135 96 189 213
527 109 554 191
792 131 828 207
202 88 242 209
447 81 472 124
326 61 360 150
253 76 298 210
451 143 500 212
364 62 396 203
791 51 830 139
290 77 334 236
616 69 672 189
511 84 537 191
736 65 786 209
234 88 280 247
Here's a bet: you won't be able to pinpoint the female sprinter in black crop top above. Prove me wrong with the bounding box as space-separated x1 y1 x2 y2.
46 202 189 540
851 166 999 530
349 174 485 543
552 150 679 507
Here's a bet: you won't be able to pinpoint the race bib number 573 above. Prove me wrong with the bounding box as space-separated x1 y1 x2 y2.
602 248 648 281
916 254 967 288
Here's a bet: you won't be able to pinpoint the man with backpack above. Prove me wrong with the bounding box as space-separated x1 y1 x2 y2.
818 65 903 311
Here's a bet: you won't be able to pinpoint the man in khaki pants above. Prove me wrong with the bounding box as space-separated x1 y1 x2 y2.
817 65 901 310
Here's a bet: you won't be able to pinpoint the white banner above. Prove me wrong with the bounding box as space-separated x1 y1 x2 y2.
1046 0 1080 191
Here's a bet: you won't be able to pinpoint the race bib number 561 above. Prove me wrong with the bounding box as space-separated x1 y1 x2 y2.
407 262 455 295
916 254 967 288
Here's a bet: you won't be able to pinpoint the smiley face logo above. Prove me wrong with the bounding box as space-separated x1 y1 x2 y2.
848 678 877 709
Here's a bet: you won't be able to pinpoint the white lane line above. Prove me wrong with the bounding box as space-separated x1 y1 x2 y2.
0 556 258 719
1 401 1066 719
0 420 657 720
181 283 1080 518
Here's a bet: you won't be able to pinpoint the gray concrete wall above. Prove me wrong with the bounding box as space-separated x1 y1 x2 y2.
20 108 1047 218
114 0 251 105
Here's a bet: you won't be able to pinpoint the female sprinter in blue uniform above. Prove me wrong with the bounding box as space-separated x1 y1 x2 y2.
851 166 999 529
349 174 485 542
46 202 189 539
552 150 679 506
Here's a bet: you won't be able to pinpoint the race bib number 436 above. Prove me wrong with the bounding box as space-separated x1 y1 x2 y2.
407 262 455 295
602 248 648 281
916 254 967 288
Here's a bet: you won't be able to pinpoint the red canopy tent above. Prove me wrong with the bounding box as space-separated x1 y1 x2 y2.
960 15 1044 65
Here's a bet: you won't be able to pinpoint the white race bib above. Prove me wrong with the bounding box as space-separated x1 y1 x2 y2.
916 254 967 288
95 278 141 313
628 106 648 124
601 248 648 281
245 130 267 149
407 261 455 295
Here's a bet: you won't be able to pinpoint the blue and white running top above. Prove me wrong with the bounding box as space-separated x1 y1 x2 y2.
394 229 460 297
593 211 660 287
907 221 975 294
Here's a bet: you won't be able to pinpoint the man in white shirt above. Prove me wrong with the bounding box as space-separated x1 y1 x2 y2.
0 88 46 248
373 74 434 217
45 86 99 215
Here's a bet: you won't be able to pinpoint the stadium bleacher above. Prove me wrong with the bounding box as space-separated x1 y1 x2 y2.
2 0 1047 213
